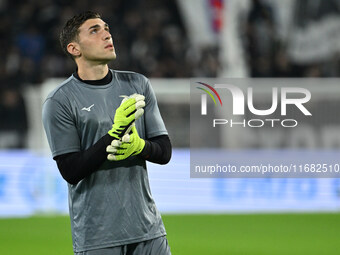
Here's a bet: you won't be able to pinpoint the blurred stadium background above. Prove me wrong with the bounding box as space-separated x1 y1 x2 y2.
1 0 340 254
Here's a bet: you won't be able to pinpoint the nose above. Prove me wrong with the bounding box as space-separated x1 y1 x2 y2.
103 30 111 41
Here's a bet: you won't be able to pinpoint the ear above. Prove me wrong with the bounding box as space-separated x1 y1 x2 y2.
67 42 81 58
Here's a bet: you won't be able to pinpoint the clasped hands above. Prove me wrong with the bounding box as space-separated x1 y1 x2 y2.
107 94 145 161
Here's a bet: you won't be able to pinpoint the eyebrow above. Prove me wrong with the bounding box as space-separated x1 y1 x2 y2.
88 23 109 30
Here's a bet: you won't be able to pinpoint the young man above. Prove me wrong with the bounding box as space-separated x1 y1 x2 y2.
42 11 172 255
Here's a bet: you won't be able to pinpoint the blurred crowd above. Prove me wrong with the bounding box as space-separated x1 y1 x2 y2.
243 0 340 77
0 0 219 84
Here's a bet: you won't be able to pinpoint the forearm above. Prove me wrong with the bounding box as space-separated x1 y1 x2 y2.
55 134 112 185
55 134 171 184
139 135 172 164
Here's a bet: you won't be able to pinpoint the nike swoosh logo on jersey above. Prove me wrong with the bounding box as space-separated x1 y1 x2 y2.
81 104 94 112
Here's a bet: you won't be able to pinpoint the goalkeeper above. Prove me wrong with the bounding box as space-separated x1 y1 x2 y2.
42 11 172 255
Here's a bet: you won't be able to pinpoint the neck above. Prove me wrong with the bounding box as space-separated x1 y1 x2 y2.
76 61 109 80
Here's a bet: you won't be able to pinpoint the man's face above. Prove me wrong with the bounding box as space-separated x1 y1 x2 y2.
74 18 116 63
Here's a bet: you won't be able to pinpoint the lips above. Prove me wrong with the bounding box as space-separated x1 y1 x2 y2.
105 44 113 49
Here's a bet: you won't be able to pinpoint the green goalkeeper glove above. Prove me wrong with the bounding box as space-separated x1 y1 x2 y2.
106 125 145 161
108 94 145 140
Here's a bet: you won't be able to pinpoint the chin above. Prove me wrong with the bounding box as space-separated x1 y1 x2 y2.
105 53 116 61
99 54 116 63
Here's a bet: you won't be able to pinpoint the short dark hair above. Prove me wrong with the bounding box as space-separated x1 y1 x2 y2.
59 11 101 58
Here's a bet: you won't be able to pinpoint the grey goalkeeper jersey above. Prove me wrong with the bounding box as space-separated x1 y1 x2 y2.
42 70 168 252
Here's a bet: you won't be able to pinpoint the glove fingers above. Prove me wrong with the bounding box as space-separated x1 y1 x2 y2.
107 145 129 154
107 154 116 160
123 103 137 116
133 94 145 102
135 108 144 121
107 153 123 161
107 124 144 161
111 140 122 147
106 145 118 153
131 125 138 134
124 123 134 136
107 139 128 153
122 133 130 143
125 110 137 124
119 97 136 110
107 144 126 153
120 94 145 108
108 124 122 140
135 100 145 110
121 93 144 101
110 94 145 140
123 97 145 114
